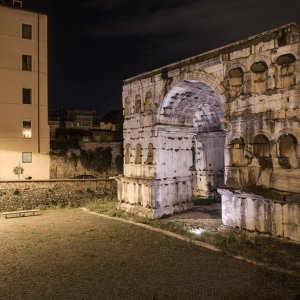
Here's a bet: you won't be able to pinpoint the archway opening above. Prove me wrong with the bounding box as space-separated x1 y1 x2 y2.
253 134 272 168
278 134 298 169
157 80 225 204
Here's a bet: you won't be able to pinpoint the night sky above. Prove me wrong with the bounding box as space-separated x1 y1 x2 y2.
24 0 300 118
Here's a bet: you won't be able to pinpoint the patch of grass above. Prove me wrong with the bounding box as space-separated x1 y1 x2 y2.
192 195 220 206
197 230 300 272
84 200 190 236
85 200 123 217
84 199 300 273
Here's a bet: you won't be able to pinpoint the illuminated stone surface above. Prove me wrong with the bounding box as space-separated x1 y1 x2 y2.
116 23 300 240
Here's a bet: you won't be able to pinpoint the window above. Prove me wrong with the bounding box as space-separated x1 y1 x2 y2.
13 0 23 8
22 88 32 104
22 121 32 138
22 24 32 39
22 152 32 163
22 55 32 71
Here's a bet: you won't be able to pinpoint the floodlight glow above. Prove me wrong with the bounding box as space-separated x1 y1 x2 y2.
186 226 206 236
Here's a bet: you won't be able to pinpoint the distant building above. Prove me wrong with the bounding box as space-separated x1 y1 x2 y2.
91 129 122 142
0 1 50 180
48 108 97 138
48 108 123 141
48 109 123 179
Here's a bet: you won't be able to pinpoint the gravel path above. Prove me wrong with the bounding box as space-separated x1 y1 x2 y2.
0 209 299 300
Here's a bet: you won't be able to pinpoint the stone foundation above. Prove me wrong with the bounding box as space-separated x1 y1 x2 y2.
219 189 300 242
116 176 194 218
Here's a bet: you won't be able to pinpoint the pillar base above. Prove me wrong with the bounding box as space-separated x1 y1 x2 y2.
115 175 194 219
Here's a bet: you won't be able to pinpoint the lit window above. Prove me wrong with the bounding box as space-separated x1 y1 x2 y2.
22 88 32 104
22 152 32 163
22 24 32 39
22 55 32 71
23 121 32 138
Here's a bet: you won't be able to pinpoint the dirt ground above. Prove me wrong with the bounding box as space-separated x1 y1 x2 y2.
0 209 299 300
167 202 222 231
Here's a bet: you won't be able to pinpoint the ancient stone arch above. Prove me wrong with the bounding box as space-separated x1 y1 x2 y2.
116 23 300 241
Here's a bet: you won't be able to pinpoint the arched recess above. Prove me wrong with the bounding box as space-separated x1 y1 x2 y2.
157 78 226 199
276 54 296 88
278 134 298 169
252 134 272 168
145 143 154 165
124 97 131 116
227 68 244 98
134 95 141 114
144 91 153 112
135 144 142 164
125 144 131 164
250 61 268 93
229 137 245 167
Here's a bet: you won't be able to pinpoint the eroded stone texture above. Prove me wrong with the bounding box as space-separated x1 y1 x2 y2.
116 23 300 240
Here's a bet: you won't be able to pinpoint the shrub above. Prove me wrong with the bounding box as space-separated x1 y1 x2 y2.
13 166 24 180
80 147 112 173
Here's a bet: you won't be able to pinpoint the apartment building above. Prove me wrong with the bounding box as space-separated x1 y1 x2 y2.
0 1 50 180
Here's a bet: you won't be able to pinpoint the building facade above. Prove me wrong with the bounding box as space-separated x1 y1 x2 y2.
117 23 300 241
0 2 50 180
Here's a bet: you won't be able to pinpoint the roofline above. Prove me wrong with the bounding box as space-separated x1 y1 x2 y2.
0 3 47 16
124 22 299 85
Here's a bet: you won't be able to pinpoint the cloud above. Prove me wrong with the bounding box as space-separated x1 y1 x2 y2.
84 0 266 38
79 0 300 66
77 0 126 10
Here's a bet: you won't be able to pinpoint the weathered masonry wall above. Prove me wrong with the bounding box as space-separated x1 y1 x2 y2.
0 179 116 211
117 22 300 240
50 141 122 179
220 189 300 242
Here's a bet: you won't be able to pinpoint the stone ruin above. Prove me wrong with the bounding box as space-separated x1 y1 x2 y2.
115 23 300 241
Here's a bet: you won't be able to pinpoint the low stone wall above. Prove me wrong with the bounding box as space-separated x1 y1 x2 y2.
219 189 300 242
0 179 117 212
